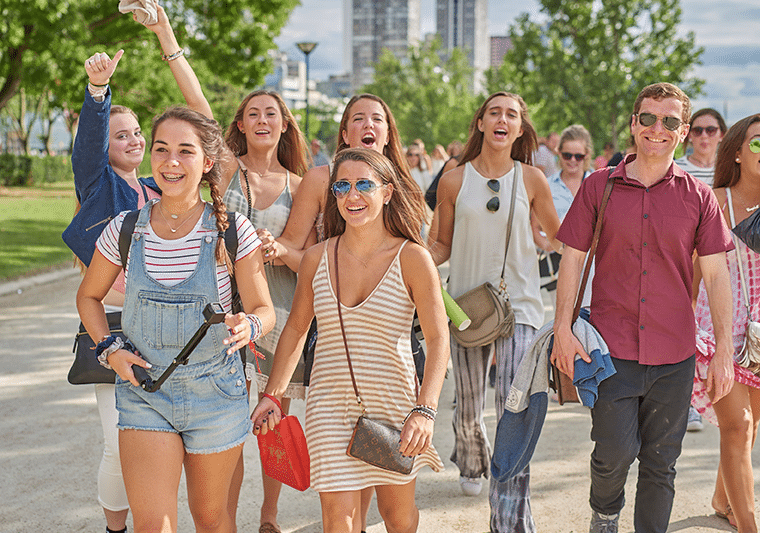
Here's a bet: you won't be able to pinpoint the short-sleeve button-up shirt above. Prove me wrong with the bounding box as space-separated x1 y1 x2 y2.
557 155 734 365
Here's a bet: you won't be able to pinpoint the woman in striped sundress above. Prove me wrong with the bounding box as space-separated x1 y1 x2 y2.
252 148 450 533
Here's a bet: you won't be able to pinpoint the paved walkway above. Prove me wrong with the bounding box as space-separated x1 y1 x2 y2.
0 269 749 532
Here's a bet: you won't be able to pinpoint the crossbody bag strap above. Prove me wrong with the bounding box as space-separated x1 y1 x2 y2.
727 188 753 321
497 161 521 287
333 235 365 412
572 170 615 323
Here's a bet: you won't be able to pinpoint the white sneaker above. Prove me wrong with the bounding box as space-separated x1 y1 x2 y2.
687 405 704 432
459 476 482 496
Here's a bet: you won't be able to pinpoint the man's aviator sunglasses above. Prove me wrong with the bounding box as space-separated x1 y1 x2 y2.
331 179 382 199
634 112 683 131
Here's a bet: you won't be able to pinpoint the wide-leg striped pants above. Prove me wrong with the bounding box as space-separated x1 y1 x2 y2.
450 324 538 533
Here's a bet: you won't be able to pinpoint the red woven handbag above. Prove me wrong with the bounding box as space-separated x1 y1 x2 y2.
256 395 310 491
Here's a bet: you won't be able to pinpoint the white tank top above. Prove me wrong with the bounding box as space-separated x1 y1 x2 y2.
448 161 543 329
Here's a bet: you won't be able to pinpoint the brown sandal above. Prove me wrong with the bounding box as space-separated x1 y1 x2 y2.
259 523 281 533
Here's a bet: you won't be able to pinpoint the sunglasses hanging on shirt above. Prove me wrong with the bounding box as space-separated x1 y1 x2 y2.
486 179 500 213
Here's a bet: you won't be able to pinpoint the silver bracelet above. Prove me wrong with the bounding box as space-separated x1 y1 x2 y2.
162 48 185 61
97 337 124 369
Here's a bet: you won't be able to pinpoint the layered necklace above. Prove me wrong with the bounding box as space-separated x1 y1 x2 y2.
157 200 203 233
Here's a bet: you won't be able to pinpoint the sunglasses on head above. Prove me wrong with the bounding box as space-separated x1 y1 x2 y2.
635 112 683 131
561 152 585 161
331 179 381 199
486 179 500 212
750 138 760 154
690 126 719 137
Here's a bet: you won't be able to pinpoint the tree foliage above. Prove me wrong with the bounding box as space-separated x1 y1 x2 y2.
0 0 298 136
363 37 480 149
486 0 704 151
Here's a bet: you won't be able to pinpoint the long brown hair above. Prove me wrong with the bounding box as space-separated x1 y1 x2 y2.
713 114 760 189
151 106 233 271
335 94 425 223
458 92 538 167
224 90 309 176
324 148 426 246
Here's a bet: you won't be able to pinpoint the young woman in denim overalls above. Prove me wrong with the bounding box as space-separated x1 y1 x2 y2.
77 107 275 533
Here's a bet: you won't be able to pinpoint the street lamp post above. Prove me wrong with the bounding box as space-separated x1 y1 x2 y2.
296 41 318 139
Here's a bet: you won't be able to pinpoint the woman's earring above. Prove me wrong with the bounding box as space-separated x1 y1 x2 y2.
737 158 742 163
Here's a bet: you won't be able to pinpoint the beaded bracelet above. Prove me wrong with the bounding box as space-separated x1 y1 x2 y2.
246 314 263 349
403 405 437 424
162 48 185 61
412 406 437 420
416 404 438 415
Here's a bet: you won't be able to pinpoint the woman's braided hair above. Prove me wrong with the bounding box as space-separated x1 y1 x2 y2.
151 106 233 273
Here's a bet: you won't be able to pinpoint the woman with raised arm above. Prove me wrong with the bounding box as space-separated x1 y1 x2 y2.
62 11 215 528
427 92 561 532
691 114 760 532
77 106 274 533
252 148 449 533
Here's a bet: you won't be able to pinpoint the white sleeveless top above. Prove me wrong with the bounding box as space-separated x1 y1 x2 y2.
447 161 543 329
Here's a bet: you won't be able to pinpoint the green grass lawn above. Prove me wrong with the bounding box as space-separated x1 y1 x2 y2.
0 184 77 280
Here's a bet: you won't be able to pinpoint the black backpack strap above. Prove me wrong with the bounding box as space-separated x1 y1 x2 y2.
224 211 238 260
224 211 243 315
118 210 140 269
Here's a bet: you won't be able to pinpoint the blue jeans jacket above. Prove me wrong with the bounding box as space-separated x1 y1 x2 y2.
62 88 160 265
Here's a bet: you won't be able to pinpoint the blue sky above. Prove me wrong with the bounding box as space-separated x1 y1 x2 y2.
274 0 760 125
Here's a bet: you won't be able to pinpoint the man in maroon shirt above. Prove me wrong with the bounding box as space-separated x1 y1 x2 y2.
552 83 735 533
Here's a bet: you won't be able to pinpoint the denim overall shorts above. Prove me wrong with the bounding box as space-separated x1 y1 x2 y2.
116 202 250 454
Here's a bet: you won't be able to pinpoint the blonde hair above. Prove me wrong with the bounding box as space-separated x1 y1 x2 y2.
558 124 594 171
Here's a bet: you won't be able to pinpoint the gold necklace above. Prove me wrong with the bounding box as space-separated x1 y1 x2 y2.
157 201 203 233
343 238 386 267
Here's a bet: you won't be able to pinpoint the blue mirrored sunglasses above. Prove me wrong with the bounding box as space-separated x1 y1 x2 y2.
331 179 381 199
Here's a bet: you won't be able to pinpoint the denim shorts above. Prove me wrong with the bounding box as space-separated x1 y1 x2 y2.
116 351 250 454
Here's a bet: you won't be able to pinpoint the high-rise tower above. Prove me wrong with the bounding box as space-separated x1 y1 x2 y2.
344 0 421 91
436 0 488 91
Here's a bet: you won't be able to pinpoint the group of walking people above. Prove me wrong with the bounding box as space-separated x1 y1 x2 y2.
63 5 760 533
